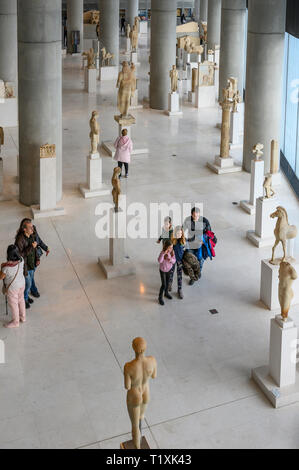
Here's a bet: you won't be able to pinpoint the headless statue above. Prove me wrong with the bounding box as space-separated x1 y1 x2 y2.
112 167 121 212
117 61 135 117
169 65 178 93
89 111 100 154
263 174 275 199
82 48 96 69
278 262 298 321
124 337 157 449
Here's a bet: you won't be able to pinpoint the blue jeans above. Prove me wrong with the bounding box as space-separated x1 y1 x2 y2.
188 249 205 272
24 269 38 301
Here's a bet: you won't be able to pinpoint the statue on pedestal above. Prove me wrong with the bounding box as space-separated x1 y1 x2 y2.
190 43 204 55
201 22 208 43
82 48 96 69
270 206 298 264
117 61 135 117
89 110 100 154
184 36 192 53
112 167 121 212
232 90 241 113
263 174 275 199
130 25 138 51
278 262 298 321
253 143 264 161
126 23 131 39
101 47 114 66
220 88 233 159
124 338 157 449
169 65 178 93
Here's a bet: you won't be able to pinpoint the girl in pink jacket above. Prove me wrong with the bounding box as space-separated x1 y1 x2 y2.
157 239 176 306
113 129 133 178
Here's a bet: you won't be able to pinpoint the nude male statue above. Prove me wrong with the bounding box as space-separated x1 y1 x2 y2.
124 337 157 449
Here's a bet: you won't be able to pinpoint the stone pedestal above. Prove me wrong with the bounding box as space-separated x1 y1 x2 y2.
139 21 148 35
99 65 119 81
188 91 195 104
260 259 299 311
130 89 143 110
85 67 97 93
31 155 65 219
247 196 277 247
183 52 191 70
126 38 131 53
207 155 242 175
195 86 216 109
177 48 184 68
131 51 138 65
102 115 149 157
0 98 18 127
240 159 264 215
79 152 110 198
98 208 136 279
230 111 242 149
165 92 182 116
252 315 299 408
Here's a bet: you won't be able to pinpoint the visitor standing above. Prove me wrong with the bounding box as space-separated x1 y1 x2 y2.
157 240 176 306
169 226 186 299
113 129 133 178
0 245 26 328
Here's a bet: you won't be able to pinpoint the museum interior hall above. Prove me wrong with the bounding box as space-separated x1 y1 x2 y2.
0 0 299 450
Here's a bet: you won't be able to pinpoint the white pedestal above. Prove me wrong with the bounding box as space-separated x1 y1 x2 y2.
188 91 195 104
130 89 143 110
207 155 242 175
260 259 299 310
252 315 299 408
139 21 148 35
240 159 265 215
195 86 216 109
99 66 119 81
85 67 97 93
79 152 110 198
229 111 242 149
183 52 190 70
131 51 138 65
126 38 131 53
98 209 136 279
165 92 182 116
208 53 214 62
31 155 65 219
247 196 277 247
0 97 18 127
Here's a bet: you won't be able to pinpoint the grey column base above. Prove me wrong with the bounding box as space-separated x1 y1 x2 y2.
79 183 110 199
31 205 66 219
98 256 136 279
252 366 299 409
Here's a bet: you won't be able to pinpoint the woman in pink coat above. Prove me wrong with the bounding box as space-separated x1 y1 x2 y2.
113 129 133 178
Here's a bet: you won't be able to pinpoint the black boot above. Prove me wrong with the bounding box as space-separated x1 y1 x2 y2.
165 292 172 300
158 296 164 306
25 301 31 309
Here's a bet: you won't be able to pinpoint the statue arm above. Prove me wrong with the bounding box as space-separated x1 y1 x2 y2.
124 364 131 390
151 357 157 379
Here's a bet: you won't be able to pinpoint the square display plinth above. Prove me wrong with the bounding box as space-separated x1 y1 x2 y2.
99 65 119 81
252 366 299 408
207 156 242 174
260 259 299 310
98 256 136 280
120 436 150 449
240 200 256 215
79 184 110 199
31 205 66 219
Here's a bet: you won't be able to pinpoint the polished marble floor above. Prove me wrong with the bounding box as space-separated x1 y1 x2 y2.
0 35 299 449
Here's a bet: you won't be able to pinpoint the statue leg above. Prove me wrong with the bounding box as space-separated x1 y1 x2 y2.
127 404 141 449
282 240 287 261
271 240 279 262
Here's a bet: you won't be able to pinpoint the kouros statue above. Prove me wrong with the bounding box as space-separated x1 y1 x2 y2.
270 206 298 264
117 61 135 117
169 65 178 93
82 48 96 69
263 174 275 199
278 262 298 321
89 110 100 154
253 143 264 161
126 23 131 39
124 337 157 449
111 167 121 212
130 24 138 51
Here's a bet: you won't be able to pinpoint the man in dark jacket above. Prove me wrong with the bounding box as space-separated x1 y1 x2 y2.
183 207 211 285
15 219 49 309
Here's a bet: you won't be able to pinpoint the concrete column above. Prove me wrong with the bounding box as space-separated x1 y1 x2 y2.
127 0 139 29
219 0 246 99
208 0 222 50
67 0 83 54
243 0 286 173
18 0 62 206
194 0 200 23
150 0 177 110
98 0 119 66
0 0 17 86
200 0 208 22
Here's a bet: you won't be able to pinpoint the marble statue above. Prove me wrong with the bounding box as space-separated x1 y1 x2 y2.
253 143 264 161
201 22 208 43
270 206 298 264
190 42 204 55
0 80 5 99
134 16 140 29
220 88 233 159
270 139 279 174
89 110 100 154
192 68 198 93
184 36 192 53
169 65 178 93
83 10 99 25
112 167 121 212
232 90 241 113
101 47 114 66
117 61 135 117
202 64 214 86
130 24 139 51
263 174 275 199
124 337 157 449
82 48 96 69
126 23 131 39
278 262 298 321
40 144 56 158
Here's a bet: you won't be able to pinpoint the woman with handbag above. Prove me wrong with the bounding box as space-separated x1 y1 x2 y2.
0 245 26 328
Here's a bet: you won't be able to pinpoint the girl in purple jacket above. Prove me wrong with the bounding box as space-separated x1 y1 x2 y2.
157 239 176 306
113 129 133 178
